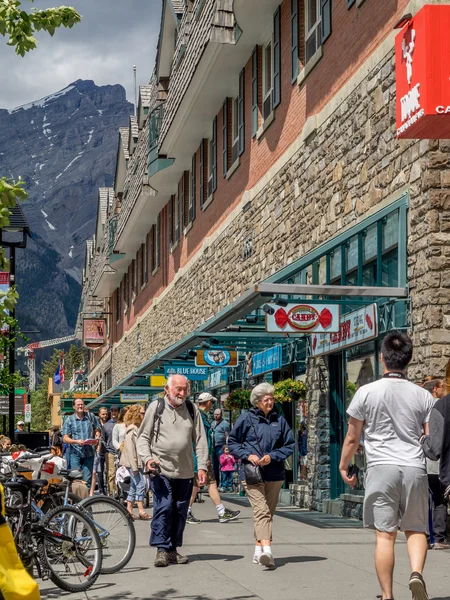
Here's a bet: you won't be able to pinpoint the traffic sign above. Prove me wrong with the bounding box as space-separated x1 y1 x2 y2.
24 403 31 423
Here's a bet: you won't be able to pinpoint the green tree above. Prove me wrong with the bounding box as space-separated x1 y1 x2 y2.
30 344 87 431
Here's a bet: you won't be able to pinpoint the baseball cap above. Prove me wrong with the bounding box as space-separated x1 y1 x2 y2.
110 404 120 411
17 420 25 425
197 392 217 404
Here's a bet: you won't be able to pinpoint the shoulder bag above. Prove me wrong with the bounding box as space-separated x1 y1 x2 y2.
243 415 265 485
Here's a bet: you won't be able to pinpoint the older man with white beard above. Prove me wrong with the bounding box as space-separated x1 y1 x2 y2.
137 375 208 568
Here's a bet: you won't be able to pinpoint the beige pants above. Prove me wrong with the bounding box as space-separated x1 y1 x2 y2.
106 453 117 496
245 480 283 541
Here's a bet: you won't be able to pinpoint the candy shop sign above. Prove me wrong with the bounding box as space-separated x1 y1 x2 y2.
265 304 340 334
311 304 378 357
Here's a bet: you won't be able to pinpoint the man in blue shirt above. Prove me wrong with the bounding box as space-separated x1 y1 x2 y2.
62 399 99 487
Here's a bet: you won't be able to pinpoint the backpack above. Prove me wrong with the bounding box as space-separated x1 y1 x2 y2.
149 397 195 446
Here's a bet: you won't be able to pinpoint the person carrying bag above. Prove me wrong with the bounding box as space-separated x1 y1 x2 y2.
228 383 294 570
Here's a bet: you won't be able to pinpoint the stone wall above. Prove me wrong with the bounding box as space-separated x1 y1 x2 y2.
110 44 450 388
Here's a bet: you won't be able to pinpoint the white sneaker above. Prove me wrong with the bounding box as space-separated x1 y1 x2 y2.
253 554 262 564
259 552 275 569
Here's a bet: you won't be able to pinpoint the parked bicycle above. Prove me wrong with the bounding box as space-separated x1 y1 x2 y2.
1 452 103 592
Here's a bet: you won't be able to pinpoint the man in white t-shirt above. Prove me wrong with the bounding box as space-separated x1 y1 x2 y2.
339 331 434 600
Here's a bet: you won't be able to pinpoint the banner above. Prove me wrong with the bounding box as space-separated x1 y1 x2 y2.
83 319 106 348
252 345 282 376
195 350 238 368
311 304 378 357
164 366 208 381
120 393 149 403
265 303 340 334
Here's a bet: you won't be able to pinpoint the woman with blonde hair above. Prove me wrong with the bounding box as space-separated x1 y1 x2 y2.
112 406 130 452
228 382 294 569
120 404 150 520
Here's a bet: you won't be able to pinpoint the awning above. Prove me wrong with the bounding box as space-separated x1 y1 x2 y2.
86 282 407 409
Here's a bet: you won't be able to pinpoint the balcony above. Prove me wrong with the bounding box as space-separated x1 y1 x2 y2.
148 0 282 203
92 215 128 298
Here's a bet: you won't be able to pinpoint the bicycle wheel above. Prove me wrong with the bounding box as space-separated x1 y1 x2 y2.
78 495 136 574
41 490 81 513
40 504 102 592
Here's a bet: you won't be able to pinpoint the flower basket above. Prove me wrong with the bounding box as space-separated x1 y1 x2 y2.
274 378 307 403
224 389 251 411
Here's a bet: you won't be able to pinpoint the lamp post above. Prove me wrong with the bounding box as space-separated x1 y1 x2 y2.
0 202 30 440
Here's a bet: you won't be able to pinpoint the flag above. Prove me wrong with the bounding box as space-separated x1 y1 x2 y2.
54 361 61 385
61 351 65 384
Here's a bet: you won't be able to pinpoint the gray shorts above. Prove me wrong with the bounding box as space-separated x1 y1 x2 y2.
363 465 429 533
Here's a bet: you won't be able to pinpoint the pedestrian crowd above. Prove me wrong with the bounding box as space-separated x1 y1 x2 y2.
33 329 449 600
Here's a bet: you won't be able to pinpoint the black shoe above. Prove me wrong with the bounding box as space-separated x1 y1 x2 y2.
409 572 429 600
218 509 240 523
186 511 201 524
154 550 169 567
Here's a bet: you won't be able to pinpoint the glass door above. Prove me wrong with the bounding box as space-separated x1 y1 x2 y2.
329 353 346 499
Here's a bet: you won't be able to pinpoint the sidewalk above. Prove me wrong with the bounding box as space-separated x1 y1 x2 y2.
39 498 450 600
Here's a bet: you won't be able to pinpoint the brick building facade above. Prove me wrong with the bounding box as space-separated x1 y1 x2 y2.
80 0 450 514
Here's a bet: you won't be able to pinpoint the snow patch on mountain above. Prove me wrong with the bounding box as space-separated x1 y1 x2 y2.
8 85 76 114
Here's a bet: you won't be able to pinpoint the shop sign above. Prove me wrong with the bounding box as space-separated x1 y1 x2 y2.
265 303 340 334
252 345 282 376
208 368 228 389
120 393 149 403
195 350 238 368
0 393 26 415
311 304 378 357
164 365 208 381
82 319 106 348
0 272 9 285
396 5 450 139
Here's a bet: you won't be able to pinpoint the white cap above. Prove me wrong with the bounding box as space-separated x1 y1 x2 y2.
197 392 217 404
17 420 25 425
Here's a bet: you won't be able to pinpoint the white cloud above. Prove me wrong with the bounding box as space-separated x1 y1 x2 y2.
0 0 161 109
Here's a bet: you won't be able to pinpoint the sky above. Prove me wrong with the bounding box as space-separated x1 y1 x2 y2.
0 0 162 110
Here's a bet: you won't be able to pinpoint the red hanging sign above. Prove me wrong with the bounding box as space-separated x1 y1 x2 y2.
396 5 450 139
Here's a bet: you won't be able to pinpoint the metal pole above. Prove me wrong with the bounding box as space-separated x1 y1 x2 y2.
8 245 15 441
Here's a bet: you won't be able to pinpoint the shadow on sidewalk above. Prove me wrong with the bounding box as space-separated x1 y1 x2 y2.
41 590 259 600
189 553 244 562
275 555 327 568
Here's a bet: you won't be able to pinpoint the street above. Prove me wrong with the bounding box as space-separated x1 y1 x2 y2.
38 497 450 600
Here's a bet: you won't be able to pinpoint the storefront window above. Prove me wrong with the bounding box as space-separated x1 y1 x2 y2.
364 223 377 262
330 247 341 280
346 348 376 492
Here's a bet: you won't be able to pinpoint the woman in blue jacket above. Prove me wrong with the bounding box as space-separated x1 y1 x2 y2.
228 382 294 569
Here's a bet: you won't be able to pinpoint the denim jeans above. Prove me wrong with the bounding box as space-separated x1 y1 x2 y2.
127 468 146 502
69 454 95 489
150 475 193 551
221 471 233 489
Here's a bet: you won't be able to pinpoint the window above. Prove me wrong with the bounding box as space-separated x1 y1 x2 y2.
262 40 273 120
151 224 156 272
251 46 259 137
305 0 332 64
115 286 121 322
291 0 299 81
144 234 149 283
151 216 161 272
188 153 196 224
305 0 321 63
231 95 239 165
140 243 145 287
206 118 217 199
123 272 129 310
174 189 180 243
238 68 245 156
223 98 229 176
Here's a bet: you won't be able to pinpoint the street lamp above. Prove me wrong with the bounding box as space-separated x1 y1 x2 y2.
0 201 30 440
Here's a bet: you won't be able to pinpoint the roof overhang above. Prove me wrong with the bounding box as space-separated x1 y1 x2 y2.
87 282 408 408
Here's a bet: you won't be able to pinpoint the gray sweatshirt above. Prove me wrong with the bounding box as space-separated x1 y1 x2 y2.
136 397 208 479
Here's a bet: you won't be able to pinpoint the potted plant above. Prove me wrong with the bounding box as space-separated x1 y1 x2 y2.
224 388 251 411
274 378 307 403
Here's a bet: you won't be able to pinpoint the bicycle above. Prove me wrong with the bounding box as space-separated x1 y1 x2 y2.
37 461 136 575
2 454 103 593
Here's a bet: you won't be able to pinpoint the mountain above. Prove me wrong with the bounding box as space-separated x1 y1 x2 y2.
0 80 133 343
